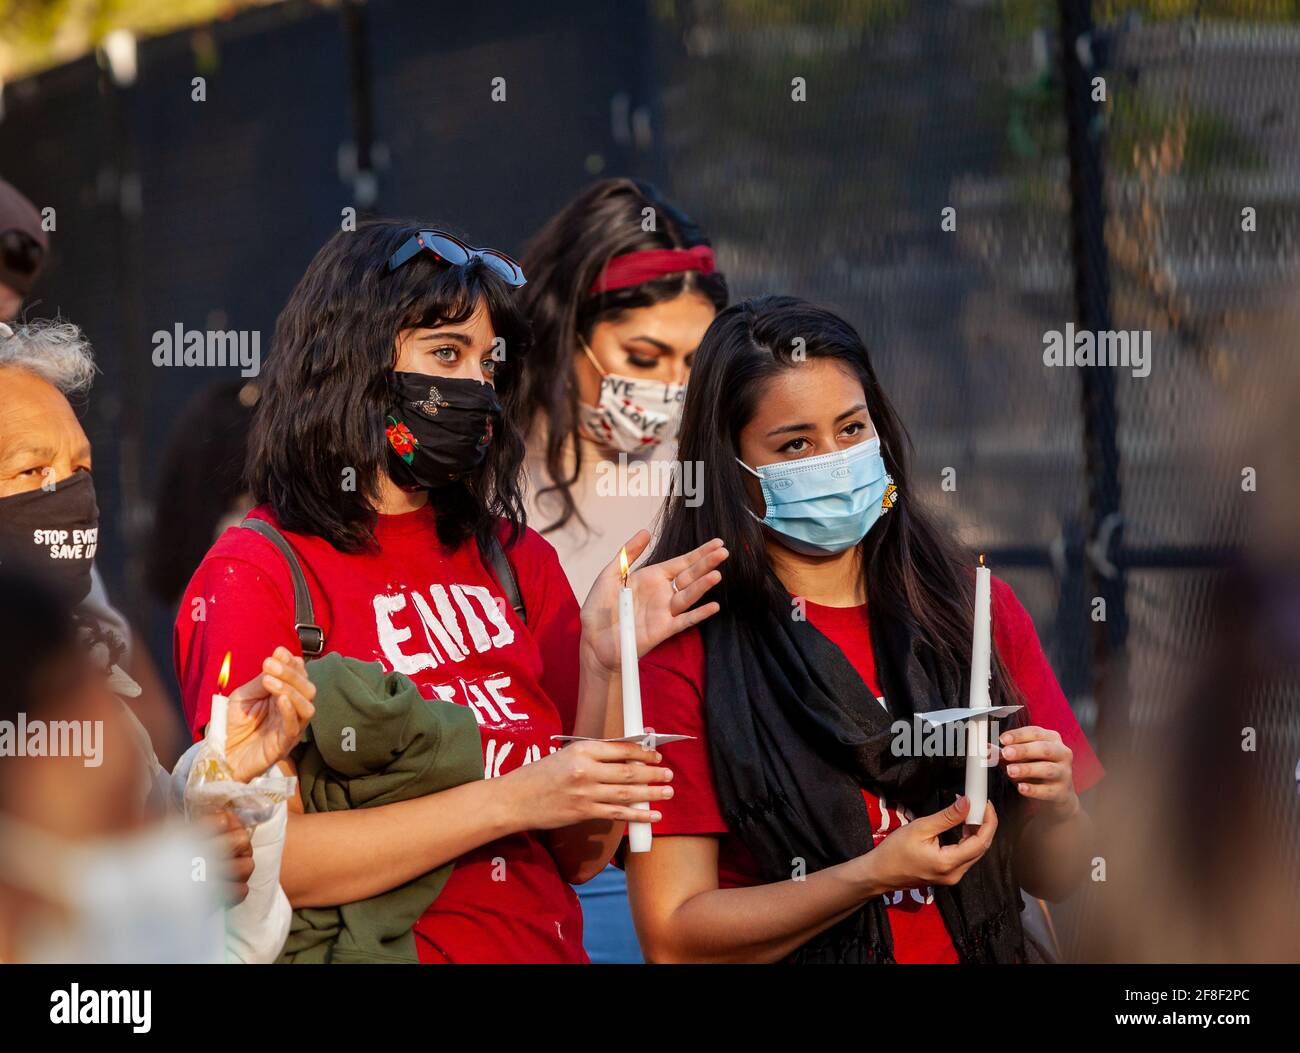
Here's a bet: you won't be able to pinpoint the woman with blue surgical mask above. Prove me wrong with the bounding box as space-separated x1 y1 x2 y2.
625 296 1105 964
736 433 897 556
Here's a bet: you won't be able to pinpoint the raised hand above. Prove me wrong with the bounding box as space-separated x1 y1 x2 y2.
580 529 728 676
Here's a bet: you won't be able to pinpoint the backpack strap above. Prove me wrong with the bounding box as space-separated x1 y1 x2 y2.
485 534 526 625
240 517 326 656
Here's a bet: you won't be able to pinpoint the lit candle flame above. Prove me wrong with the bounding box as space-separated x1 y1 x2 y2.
217 651 232 693
978 553 985 567
618 547 630 587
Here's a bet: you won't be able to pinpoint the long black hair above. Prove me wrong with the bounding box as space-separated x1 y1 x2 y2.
651 295 1022 709
517 178 728 532
247 220 529 553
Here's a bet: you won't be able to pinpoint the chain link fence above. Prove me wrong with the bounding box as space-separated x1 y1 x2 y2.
1 0 1295 959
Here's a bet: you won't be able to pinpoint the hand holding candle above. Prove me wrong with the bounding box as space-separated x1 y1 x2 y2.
223 647 317 783
184 649 304 825
575 532 728 854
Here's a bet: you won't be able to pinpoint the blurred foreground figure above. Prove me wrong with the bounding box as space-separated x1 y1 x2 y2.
1081 343 1300 963
0 179 47 323
1080 564 1300 962
0 564 223 962
0 320 314 962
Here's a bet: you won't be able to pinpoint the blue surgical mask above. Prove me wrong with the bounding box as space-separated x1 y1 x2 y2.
738 436 897 555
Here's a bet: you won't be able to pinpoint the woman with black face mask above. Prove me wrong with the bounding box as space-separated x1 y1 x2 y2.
174 221 727 963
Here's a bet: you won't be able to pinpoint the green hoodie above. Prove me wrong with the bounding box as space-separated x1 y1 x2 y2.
277 653 483 964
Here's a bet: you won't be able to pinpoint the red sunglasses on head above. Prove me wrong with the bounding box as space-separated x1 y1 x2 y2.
387 229 526 287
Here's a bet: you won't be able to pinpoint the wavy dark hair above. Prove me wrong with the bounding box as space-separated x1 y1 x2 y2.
247 220 529 553
517 178 728 532
650 296 1023 711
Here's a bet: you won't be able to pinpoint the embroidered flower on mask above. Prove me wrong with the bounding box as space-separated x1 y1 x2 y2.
386 416 418 462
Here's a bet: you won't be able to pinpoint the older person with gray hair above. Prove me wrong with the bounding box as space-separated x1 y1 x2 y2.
0 319 100 600
0 318 313 962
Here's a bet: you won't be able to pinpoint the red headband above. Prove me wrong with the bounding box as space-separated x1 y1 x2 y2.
588 245 716 295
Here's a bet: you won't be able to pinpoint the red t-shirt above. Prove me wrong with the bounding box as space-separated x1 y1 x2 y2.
173 504 587 963
639 577 1104 964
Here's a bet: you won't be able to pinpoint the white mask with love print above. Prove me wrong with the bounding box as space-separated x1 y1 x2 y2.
577 340 685 453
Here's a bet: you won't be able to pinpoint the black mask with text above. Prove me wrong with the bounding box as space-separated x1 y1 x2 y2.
0 470 99 602
384 372 502 490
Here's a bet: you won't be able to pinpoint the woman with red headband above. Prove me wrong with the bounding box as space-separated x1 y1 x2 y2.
516 180 728 962
518 179 728 600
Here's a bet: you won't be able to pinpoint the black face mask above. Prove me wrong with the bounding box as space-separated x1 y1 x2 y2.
384 372 502 490
0 471 99 602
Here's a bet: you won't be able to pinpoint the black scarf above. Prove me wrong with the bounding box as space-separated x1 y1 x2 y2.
701 587 1028 964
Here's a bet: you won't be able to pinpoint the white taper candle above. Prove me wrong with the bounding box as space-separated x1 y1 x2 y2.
618 578 652 853
963 557 993 826
210 651 232 758
209 693 229 757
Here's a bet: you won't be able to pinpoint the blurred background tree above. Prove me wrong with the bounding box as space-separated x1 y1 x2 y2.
0 0 281 79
